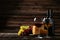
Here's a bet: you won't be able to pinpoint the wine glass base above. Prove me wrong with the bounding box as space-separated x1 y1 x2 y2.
36 36 43 39
45 36 51 38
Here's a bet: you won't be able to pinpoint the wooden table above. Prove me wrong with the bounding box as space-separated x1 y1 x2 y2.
0 33 59 40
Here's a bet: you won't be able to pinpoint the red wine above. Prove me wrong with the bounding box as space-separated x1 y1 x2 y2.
35 23 42 28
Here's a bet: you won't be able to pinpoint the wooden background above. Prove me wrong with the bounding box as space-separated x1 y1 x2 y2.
0 0 60 39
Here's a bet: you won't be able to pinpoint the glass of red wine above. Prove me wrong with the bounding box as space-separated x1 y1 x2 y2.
35 23 43 39
34 17 43 39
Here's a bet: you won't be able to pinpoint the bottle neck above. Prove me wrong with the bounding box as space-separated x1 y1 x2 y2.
47 9 52 18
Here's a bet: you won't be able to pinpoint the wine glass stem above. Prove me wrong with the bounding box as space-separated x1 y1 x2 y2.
38 28 40 37
47 27 49 36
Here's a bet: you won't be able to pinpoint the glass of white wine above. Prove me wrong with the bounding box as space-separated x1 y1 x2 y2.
44 23 52 38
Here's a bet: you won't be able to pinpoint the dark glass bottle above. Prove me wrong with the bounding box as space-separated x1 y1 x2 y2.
42 9 55 37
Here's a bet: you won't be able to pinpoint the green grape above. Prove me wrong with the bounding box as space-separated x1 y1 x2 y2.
20 26 29 30
18 29 24 36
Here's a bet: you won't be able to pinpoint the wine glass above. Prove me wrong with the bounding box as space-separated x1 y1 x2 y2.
33 17 43 39
35 23 43 39
44 23 51 38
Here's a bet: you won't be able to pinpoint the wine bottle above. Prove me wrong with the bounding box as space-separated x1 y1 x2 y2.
42 9 55 37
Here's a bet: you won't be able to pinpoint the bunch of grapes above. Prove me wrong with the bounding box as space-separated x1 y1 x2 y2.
21 26 32 36
18 26 32 36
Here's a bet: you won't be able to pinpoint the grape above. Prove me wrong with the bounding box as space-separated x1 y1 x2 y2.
21 27 32 36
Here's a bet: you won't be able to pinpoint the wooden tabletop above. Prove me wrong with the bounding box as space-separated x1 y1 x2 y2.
0 33 59 40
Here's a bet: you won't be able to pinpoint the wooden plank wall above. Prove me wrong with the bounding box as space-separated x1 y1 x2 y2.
0 0 60 38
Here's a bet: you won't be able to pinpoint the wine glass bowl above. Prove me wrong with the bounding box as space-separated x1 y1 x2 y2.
32 22 45 39
44 23 52 38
